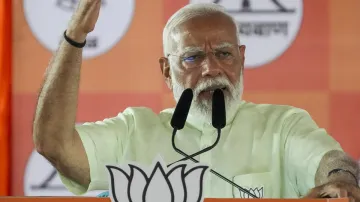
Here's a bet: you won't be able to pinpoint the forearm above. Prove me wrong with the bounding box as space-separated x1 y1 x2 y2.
315 150 359 186
33 30 85 156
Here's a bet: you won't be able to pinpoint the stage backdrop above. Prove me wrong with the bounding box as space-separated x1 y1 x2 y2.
11 0 360 196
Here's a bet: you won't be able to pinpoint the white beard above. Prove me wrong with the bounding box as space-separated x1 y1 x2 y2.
171 72 244 125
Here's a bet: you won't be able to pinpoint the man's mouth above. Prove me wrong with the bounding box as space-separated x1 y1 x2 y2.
198 86 227 98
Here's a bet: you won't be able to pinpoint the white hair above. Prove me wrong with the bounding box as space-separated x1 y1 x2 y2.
162 3 240 56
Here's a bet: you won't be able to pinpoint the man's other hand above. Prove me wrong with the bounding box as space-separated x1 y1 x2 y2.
304 182 360 202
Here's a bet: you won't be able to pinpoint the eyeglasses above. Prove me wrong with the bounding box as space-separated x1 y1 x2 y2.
167 48 238 69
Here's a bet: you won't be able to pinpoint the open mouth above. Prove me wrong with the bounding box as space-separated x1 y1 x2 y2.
199 86 227 95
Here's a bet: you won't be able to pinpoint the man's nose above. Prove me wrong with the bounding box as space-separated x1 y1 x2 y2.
201 54 222 77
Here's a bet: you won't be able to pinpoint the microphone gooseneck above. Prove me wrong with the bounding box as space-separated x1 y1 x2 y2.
169 127 221 165
168 88 258 199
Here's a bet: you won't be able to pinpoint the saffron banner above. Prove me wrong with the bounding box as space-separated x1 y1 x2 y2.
0 0 12 196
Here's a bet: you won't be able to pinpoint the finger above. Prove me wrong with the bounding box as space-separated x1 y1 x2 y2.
303 188 322 198
323 184 345 196
320 186 345 198
321 189 338 198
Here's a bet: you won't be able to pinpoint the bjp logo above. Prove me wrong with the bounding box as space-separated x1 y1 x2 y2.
106 156 209 202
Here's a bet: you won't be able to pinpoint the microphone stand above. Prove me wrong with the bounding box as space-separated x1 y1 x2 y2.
168 128 221 166
168 128 259 199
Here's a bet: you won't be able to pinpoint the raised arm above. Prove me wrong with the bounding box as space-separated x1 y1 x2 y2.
32 0 102 189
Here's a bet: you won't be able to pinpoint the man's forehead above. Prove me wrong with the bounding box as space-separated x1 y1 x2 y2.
175 20 235 39
170 30 237 53
166 13 238 54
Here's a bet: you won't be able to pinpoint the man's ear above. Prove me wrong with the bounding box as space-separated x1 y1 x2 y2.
238 45 246 74
159 57 172 90
239 45 246 68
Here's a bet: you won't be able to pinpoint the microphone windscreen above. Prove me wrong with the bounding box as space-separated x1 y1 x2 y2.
170 88 193 130
212 89 226 129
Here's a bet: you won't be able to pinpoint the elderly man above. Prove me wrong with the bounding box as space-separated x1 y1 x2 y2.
33 0 360 199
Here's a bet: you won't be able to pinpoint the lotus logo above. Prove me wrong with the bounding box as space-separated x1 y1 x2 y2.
106 156 209 202
239 187 264 198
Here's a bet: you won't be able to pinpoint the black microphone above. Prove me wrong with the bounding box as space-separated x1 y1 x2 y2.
170 88 193 130
212 88 226 129
168 88 258 198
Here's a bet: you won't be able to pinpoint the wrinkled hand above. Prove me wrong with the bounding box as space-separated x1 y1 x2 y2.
304 182 360 202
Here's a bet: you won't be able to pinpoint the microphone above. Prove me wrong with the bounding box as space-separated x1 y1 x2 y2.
170 88 193 130
168 88 258 198
170 89 225 164
212 88 226 129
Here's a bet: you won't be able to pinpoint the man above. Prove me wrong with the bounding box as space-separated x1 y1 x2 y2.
33 0 360 199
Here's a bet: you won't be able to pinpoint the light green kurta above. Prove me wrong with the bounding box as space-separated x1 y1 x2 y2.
59 100 342 198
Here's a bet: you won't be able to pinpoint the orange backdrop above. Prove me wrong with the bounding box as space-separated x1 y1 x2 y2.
10 0 360 196
0 0 11 196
